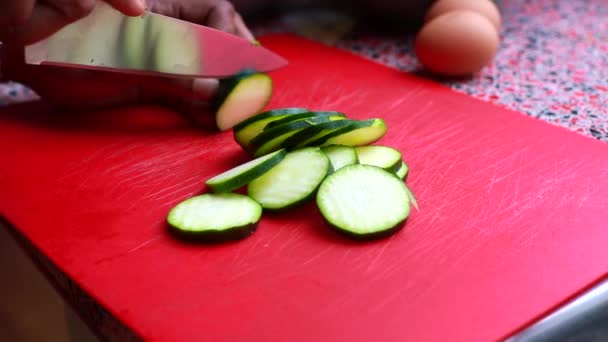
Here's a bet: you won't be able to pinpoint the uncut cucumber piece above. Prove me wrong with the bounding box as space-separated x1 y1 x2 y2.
355 145 402 172
205 149 287 193
282 120 356 150
214 72 273 131
167 193 262 242
318 119 387 147
234 108 309 149
248 147 330 210
322 145 358 172
316 164 411 240
263 111 345 130
395 161 409 180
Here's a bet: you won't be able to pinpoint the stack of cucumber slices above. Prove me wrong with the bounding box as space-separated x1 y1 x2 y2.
167 108 418 242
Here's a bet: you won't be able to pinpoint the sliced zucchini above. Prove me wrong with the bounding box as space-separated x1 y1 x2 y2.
263 111 345 130
395 161 409 180
167 193 262 242
322 145 358 172
355 145 402 172
319 118 387 147
316 164 410 240
282 120 355 150
248 147 330 210
233 108 309 149
404 185 419 211
205 149 286 193
214 72 273 131
251 116 334 157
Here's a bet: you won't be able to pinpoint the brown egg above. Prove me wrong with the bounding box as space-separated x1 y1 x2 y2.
414 10 499 77
425 0 502 31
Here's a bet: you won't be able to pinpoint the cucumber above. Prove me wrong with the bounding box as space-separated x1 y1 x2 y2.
282 120 355 150
263 111 345 130
251 117 334 157
167 193 262 242
233 108 309 149
395 161 409 180
205 149 286 193
355 145 402 172
214 72 273 131
248 147 330 210
404 185 419 211
316 164 411 240
318 118 387 147
322 145 358 172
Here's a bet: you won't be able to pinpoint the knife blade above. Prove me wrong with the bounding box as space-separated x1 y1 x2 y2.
24 2 288 78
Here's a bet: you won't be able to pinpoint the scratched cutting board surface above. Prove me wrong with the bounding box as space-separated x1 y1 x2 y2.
1 34 608 341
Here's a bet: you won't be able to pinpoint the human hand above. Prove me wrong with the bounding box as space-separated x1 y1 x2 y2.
0 0 255 124
0 0 145 45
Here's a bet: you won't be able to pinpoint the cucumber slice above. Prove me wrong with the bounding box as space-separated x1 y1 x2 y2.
322 145 358 172
395 161 409 180
355 145 402 172
263 111 345 130
318 118 387 147
316 164 411 240
205 149 287 193
248 147 330 210
404 185 419 211
214 72 273 131
251 116 334 157
167 193 262 242
234 108 309 149
282 120 355 150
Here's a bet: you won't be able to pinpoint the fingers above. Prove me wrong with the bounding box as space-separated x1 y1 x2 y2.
0 0 35 27
233 13 255 41
206 0 238 35
103 0 146 17
0 3 67 45
0 0 145 45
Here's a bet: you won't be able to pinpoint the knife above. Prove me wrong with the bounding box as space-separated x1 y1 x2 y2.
24 2 288 78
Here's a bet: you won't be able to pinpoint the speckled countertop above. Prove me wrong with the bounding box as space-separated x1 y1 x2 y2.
256 0 608 141
3 0 608 142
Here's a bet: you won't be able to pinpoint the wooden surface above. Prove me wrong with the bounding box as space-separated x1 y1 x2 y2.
1 34 608 341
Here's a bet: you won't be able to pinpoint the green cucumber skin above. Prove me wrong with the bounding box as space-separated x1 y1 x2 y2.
212 70 260 112
206 149 287 193
263 111 345 130
326 219 407 241
233 108 310 132
249 118 325 151
168 221 258 243
306 120 376 147
282 120 356 150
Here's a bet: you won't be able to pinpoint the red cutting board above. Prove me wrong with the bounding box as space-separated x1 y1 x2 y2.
2 34 608 342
